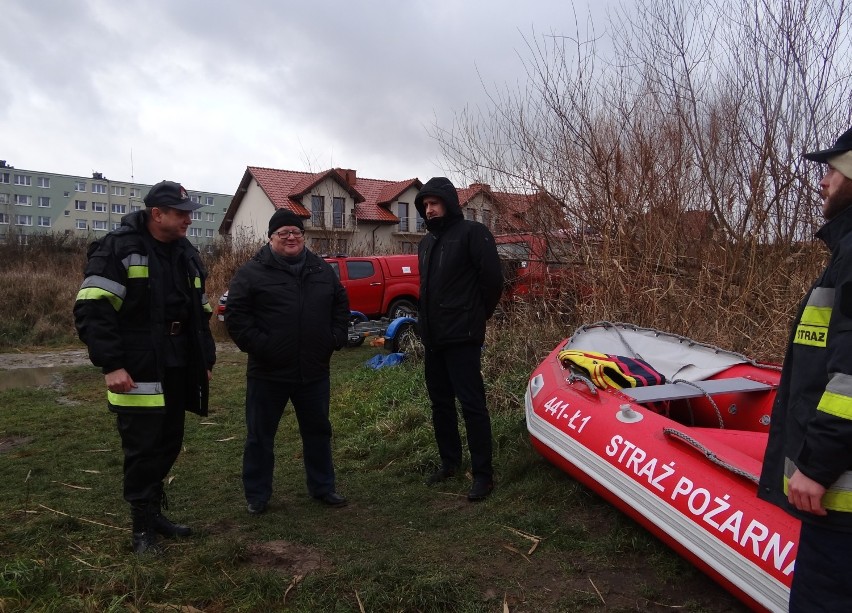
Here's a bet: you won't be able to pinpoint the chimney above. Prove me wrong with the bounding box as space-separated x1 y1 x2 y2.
92 171 104 180
336 168 357 187
470 182 491 191
0 160 6 168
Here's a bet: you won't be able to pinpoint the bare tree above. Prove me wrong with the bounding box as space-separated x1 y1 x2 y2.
433 0 851 358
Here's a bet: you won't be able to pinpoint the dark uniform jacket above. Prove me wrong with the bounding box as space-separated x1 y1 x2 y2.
73 210 216 416
759 205 852 530
224 245 350 383
415 177 503 349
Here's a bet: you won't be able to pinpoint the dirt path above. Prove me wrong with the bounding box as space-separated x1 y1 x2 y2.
0 342 240 370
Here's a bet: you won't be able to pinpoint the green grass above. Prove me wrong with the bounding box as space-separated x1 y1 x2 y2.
0 345 746 612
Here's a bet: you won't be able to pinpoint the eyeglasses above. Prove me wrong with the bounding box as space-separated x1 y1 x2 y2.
274 229 304 239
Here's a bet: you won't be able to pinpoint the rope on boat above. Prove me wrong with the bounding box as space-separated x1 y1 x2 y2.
663 427 759 484
572 321 782 372
670 379 725 429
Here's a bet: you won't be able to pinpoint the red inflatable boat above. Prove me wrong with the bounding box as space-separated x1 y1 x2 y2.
525 322 800 612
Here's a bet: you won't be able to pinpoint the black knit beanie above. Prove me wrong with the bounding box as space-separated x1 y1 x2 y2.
268 208 306 237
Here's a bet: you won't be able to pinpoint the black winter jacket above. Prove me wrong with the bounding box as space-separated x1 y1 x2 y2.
73 210 216 416
225 245 350 383
759 205 852 531
415 177 503 349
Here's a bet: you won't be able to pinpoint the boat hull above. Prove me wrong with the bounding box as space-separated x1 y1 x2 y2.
526 325 800 612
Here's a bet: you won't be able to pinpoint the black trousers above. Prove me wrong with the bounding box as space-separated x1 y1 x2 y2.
789 521 852 612
242 376 335 504
424 344 493 481
116 368 187 505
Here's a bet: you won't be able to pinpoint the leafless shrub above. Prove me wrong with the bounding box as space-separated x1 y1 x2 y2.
437 0 850 364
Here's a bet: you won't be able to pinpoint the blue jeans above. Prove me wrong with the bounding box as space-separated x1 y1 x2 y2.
242 377 336 504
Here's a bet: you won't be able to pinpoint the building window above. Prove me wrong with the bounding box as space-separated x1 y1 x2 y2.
75 200 87 211
205 196 214 206
0 213 9 224
205 212 215 222
482 209 491 228
38 196 50 207
92 220 108 231
38 216 51 228
75 180 86 192
464 208 477 222
130 188 141 197
189 227 201 237
112 186 126 196
0 193 9 204
92 201 107 213
75 219 88 230
332 197 345 229
0 173 9 184
190 194 201 204
92 183 107 194
311 195 325 227
131 205 141 212
205 229 214 238
400 241 416 254
37 177 50 188
398 202 409 232
191 211 201 221
16 215 33 226
111 204 126 214
14 174 31 186
63 210 70 216
112 222 121 230
15 194 32 206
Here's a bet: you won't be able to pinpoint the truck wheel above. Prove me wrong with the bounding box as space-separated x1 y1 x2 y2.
388 298 417 319
390 321 422 357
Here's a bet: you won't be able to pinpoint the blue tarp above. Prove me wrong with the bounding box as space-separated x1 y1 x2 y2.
365 353 405 369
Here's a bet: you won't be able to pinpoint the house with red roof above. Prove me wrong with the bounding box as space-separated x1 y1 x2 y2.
219 166 559 254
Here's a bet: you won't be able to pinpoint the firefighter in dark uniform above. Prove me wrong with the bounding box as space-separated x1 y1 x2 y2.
74 180 216 555
759 127 852 610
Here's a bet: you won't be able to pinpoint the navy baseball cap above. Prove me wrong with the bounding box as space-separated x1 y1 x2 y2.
143 180 202 211
804 127 852 163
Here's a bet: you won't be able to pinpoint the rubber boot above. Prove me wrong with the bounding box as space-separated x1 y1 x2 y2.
150 485 192 538
131 503 162 555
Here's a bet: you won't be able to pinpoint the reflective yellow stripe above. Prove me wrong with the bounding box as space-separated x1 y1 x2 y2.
203 303 213 314
127 265 149 279
817 390 852 420
107 385 165 408
76 287 123 311
784 474 852 513
192 276 202 289
794 306 830 347
794 289 832 348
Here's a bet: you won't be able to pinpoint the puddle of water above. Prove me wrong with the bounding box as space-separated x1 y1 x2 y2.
0 367 63 391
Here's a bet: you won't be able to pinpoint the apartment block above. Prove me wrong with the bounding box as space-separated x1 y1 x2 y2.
0 160 232 249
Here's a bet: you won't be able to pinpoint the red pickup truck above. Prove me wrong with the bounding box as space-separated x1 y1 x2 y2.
325 254 419 319
216 254 420 321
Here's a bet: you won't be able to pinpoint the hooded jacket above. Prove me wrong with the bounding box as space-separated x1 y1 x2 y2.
759 204 852 530
415 177 503 348
73 209 216 416
225 244 350 383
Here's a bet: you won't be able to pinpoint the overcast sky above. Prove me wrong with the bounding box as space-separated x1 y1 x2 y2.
0 1 609 195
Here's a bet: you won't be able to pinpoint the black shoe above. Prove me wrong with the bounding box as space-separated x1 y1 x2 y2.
314 492 348 507
467 479 494 502
425 466 457 485
151 513 192 538
132 530 162 555
246 501 268 515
